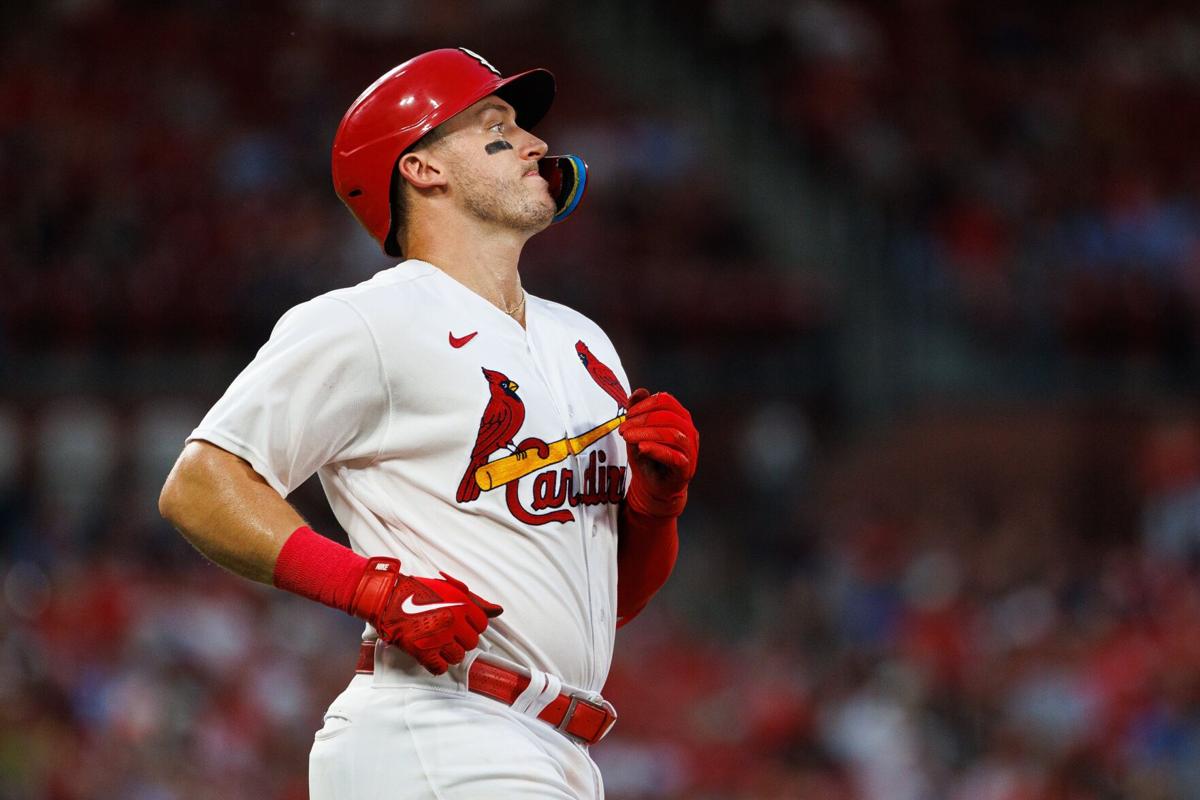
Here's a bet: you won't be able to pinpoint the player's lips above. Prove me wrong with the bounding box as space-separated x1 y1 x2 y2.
524 169 549 195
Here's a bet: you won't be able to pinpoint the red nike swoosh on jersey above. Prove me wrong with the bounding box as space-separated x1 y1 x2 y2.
449 331 478 348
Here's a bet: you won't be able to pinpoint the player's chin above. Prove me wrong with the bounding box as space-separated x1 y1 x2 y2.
525 195 556 230
533 208 555 231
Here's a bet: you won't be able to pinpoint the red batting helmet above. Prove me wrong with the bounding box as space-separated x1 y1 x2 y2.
331 48 555 256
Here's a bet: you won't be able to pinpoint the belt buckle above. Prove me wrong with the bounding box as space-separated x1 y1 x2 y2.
556 692 618 745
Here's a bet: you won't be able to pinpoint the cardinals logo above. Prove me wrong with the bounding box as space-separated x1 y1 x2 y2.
456 349 630 526
456 368 526 503
576 340 628 412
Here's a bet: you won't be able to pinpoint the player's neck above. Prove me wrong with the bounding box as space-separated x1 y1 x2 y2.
404 221 528 325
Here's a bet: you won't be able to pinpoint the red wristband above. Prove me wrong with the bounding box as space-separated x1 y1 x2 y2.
272 526 369 614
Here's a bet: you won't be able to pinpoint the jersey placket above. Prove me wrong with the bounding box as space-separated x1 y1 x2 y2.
524 311 606 690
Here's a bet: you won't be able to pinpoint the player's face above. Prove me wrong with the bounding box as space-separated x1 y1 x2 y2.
436 96 555 233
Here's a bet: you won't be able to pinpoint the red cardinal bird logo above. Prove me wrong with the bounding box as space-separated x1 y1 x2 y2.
576 340 629 412
457 368 527 503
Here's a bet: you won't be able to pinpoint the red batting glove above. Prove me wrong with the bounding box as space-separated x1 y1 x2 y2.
619 389 699 518
349 558 503 675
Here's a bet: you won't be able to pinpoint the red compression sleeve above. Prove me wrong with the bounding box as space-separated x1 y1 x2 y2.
272 526 369 613
615 505 679 627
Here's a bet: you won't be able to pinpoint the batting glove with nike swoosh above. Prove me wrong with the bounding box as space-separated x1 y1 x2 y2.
349 557 503 675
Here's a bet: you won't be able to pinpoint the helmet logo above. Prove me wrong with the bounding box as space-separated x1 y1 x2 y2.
459 47 502 77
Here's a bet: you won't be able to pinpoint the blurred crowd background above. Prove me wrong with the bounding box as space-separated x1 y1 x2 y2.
4 1 1200 798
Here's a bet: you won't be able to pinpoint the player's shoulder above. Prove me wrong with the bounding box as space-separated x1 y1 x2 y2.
321 260 442 308
276 261 441 329
530 295 613 344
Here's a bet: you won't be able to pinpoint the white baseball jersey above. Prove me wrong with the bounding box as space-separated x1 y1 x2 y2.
189 259 631 693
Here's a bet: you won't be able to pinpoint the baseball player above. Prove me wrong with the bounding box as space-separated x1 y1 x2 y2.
158 48 699 799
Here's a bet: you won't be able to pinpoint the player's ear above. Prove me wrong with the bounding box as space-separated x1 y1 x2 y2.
397 150 447 192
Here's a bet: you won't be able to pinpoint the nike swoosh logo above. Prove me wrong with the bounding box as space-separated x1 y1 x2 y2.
401 595 464 615
449 331 478 348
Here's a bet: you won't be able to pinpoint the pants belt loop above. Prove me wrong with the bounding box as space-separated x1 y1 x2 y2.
510 667 562 717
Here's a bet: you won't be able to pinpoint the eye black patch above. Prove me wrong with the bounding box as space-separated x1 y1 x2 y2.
484 140 513 155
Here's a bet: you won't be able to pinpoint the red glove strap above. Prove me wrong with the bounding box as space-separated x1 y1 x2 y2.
272 525 369 614
351 557 405 618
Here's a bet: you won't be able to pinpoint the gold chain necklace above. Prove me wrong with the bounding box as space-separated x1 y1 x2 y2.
503 290 526 318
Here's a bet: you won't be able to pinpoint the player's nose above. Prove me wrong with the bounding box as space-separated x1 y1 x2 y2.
519 130 548 161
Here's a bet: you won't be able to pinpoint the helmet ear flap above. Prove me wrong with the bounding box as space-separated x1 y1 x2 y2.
384 158 404 257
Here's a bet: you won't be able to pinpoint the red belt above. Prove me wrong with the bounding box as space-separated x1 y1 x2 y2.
355 642 617 746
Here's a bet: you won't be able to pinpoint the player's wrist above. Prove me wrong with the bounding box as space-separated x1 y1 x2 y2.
621 500 680 534
626 483 688 519
272 525 371 614
347 557 405 623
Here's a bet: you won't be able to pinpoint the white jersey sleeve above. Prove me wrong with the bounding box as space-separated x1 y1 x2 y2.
188 295 390 497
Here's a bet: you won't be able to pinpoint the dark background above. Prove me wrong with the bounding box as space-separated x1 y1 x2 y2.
3 1 1200 798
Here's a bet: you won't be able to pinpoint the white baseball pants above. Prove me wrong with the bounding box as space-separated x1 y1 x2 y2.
309 674 604 799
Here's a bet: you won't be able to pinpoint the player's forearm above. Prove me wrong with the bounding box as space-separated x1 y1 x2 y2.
615 504 678 624
159 440 305 584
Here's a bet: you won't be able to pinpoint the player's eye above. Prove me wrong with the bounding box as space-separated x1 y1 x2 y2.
490 122 506 134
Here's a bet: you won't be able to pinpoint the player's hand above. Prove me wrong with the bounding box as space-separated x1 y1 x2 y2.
619 389 699 519
349 558 503 675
